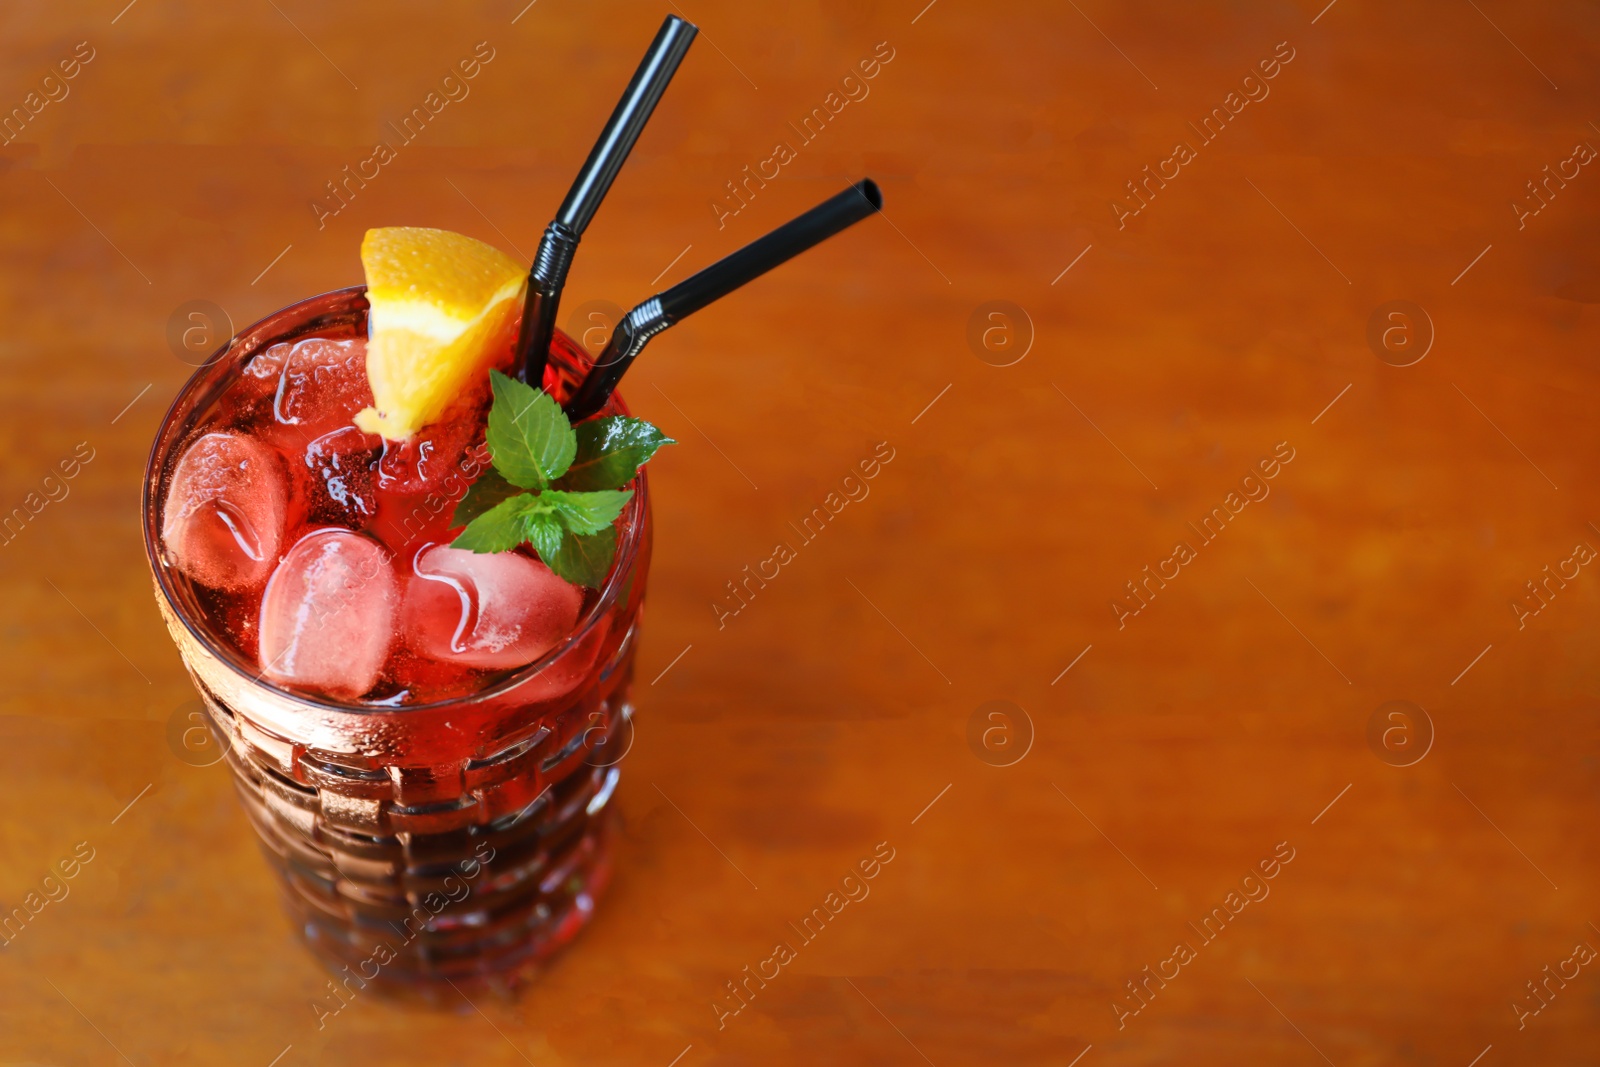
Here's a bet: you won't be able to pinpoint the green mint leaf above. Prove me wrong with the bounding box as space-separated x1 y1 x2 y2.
450 494 533 554
455 375 646 588
485 369 576 490
544 528 617 589
451 468 523 529
537 489 633 536
521 513 566 564
555 417 675 492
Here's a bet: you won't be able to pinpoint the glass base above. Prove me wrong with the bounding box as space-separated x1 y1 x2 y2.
200 652 634 992
287 810 616 995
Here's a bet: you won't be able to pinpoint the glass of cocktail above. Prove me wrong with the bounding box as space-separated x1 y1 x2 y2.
144 246 658 989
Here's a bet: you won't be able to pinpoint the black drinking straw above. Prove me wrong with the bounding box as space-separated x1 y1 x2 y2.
564 179 883 421
513 13 697 388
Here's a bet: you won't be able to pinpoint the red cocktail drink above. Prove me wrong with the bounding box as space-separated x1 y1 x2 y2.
144 285 651 987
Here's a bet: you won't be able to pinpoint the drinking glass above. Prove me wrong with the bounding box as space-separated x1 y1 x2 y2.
143 287 651 988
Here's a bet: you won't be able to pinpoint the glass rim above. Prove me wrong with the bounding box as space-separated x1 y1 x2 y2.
141 283 650 716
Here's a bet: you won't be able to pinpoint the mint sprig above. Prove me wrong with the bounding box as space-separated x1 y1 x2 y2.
450 370 672 588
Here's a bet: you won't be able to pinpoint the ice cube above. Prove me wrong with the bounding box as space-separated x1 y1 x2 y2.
301 425 381 525
403 546 582 670
162 431 288 591
272 338 372 438
225 344 287 419
259 529 398 698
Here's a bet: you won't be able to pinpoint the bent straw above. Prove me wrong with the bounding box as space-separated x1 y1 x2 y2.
513 13 697 388
564 179 883 421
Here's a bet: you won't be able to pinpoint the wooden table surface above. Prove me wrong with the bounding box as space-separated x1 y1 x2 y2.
3 1 1598 1063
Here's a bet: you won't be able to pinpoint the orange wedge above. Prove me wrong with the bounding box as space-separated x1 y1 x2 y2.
354 227 526 441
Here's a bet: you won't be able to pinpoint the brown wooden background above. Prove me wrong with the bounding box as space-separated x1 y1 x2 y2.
2 0 1599 1063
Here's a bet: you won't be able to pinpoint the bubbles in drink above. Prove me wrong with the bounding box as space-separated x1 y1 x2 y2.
377 384 491 495
162 431 289 591
403 545 582 669
301 425 381 524
259 529 398 698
